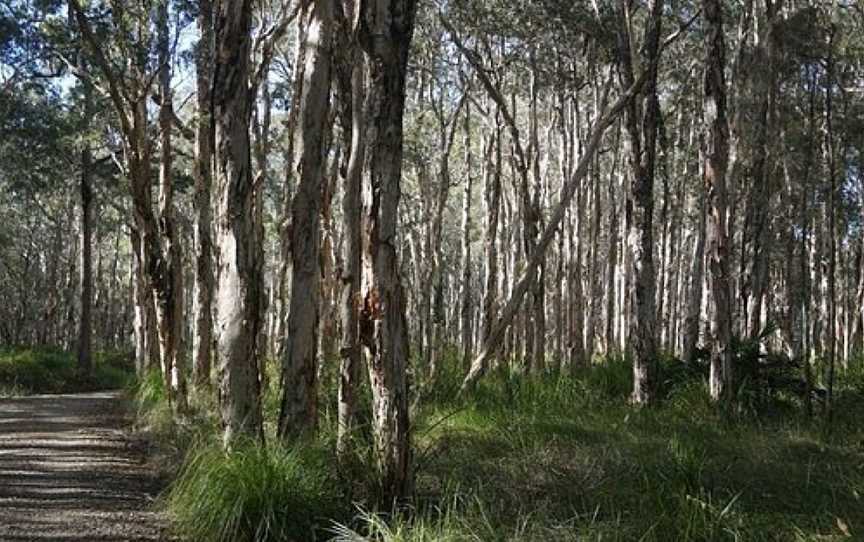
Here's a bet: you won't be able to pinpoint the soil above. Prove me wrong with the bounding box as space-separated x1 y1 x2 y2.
0 391 171 541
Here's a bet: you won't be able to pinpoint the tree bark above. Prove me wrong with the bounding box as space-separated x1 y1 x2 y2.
357 0 418 505
825 25 837 418
617 0 663 405
683 191 706 363
157 0 188 413
193 0 215 390
275 28 306 361
529 64 545 373
278 0 333 439
69 0 182 410
741 2 780 339
460 99 474 371
213 0 263 446
335 1 364 454
77 75 94 375
702 0 733 403
479 106 502 374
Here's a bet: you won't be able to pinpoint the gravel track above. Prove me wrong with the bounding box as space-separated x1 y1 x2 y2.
0 392 170 541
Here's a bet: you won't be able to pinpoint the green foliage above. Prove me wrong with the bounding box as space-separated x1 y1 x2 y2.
579 354 633 400
730 323 813 413
167 441 348 542
130 368 221 462
0 346 134 395
131 368 167 410
837 354 864 393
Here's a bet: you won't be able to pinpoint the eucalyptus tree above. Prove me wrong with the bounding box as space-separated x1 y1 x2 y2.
277 0 333 439
356 0 418 504
616 0 664 405
192 0 215 389
211 0 263 445
69 0 188 410
334 0 365 456
702 0 733 402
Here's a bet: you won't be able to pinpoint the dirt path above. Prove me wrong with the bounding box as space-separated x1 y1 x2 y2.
0 392 170 541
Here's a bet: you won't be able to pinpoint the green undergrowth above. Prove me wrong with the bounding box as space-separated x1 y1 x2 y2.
137 349 864 541
168 439 349 542
0 346 134 396
392 351 864 541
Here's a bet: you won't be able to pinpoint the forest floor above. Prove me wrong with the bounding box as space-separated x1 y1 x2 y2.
0 392 171 541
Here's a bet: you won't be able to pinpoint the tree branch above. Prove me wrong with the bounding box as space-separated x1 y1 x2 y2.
67 0 133 141
250 0 301 101
461 66 649 391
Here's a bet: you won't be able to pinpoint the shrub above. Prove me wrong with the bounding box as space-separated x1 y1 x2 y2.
0 346 134 394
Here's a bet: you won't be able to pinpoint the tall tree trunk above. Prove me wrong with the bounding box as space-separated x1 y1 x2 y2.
335 2 364 453
69 0 179 408
252 79 272 375
460 100 474 371
275 30 306 361
157 0 187 412
428 97 463 379
213 0 263 446
77 75 94 375
278 0 333 439
529 65 545 373
799 67 817 417
357 0 418 505
683 191 706 363
479 107 502 373
131 229 159 375
825 25 837 418
605 169 619 354
850 156 864 357
702 0 733 402
741 2 779 339
618 0 663 405
193 0 215 389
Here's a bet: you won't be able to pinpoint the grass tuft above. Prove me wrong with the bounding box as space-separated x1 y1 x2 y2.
167 440 348 542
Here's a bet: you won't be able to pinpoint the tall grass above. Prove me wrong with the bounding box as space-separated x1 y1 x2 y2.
139 346 864 541
167 440 348 542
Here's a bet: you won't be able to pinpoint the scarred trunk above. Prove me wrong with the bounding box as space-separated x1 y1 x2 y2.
357 0 417 505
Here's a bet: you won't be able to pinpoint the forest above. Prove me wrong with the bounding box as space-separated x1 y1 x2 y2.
1 0 864 540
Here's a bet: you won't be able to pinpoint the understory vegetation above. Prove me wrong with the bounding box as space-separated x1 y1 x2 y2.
0 347 134 396
137 347 864 542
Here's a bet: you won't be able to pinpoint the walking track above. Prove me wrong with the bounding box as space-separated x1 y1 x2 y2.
0 392 169 541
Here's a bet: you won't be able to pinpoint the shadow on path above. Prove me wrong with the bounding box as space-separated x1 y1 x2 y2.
0 392 169 541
